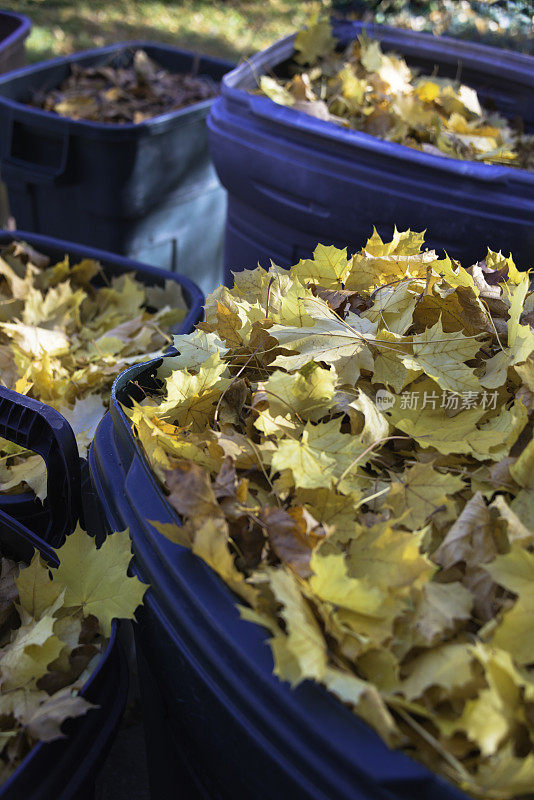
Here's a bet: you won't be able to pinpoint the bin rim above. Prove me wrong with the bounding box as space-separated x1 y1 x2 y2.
0 10 31 51
0 39 234 138
0 228 204 335
218 21 534 187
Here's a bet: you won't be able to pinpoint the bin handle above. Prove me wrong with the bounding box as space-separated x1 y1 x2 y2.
0 115 70 185
0 387 82 545
0 506 59 566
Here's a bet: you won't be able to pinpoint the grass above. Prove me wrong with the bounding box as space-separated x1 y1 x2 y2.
3 0 327 64
4 1 531 66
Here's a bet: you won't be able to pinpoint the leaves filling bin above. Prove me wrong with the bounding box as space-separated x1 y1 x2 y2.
0 527 146 783
129 228 534 799
0 240 187 500
257 21 534 170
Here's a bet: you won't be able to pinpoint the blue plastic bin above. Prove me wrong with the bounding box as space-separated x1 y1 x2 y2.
0 43 233 294
88 353 468 800
0 230 204 542
0 393 128 800
207 20 534 283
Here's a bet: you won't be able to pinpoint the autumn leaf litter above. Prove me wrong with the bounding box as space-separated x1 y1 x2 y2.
129 228 534 799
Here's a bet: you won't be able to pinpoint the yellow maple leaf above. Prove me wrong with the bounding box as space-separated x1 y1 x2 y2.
386 462 464 529
400 318 482 394
259 363 337 422
406 581 473 648
294 20 336 65
163 330 228 374
363 281 422 335
192 518 256 605
345 228 433 293
271 418 367 491
0 615 63 691
53 527 147 637
290 243 351 289
348 523 434 592
15 552 63 621
472 745 534 799
400 642 474 700
270 311 375 376
309 550 386 617
0 454 48 502
440 645 527 757
151 352 230 431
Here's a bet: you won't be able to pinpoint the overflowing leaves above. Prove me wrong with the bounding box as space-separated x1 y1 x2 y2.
31 49 216 124
0 527 146 783
0 240 186 499
130 227 534 798
258 21 534 169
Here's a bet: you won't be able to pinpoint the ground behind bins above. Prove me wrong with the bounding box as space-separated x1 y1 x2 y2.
95 722 150 800
95 624 151 800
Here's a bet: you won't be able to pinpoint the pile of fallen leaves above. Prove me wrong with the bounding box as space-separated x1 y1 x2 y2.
258 21 534 169
31 49 216 124
0 527 146 783
130 228 534 799
0 240 186 500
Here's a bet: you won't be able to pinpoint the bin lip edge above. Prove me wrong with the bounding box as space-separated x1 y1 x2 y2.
0 39 234 135
217 21 534 184
0 10 32 51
